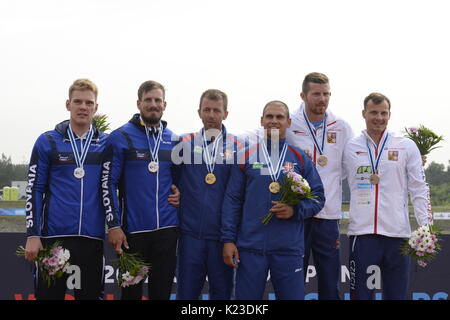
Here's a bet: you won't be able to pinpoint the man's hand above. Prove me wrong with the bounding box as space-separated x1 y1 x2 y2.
270 201 295 220
422 155 427 166
24 237 43 261
168 184 180 207
223 242 240 268
108 227 129 254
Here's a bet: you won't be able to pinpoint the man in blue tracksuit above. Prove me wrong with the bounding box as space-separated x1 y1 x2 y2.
175 89 241 300
222 101 325 300
23 79 124 300
104 80 180 300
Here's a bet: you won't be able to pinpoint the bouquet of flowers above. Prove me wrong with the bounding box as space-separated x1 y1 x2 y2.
261 170 318 225
117 252 150 287
401 225 441 267
404 125 444 155
93 113 111 133
16 242 71 287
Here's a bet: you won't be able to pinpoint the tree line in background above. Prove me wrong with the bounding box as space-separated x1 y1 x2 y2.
1 153 450 206
0 154 27 191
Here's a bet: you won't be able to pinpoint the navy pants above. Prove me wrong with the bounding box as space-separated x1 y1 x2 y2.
303 218 341 300
176 234 234 300
236 250 304 300
349 234 410 300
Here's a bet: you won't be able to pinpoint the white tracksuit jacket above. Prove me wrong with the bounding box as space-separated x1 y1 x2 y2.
343 129 430 238
287 103 354 219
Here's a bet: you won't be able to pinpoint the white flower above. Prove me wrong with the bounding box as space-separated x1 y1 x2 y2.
57 249 70 262
122 271 133 282
417 243 427 252
417 225 429 237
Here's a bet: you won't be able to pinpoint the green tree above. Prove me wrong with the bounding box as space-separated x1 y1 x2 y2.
0 154 28 188
425 161 450 185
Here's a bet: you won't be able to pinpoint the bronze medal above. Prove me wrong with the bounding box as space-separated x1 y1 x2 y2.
370 173 380 185
317 154 328 167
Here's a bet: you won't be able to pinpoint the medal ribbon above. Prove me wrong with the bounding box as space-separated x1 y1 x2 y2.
67 124 94 169
303 110 327 156
145 123 163 163
260 140 288 182
366 133 389 175
202 130 223 174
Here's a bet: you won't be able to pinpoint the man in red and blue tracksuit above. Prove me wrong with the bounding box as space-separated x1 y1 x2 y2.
176 89 241 300
221 101 325 300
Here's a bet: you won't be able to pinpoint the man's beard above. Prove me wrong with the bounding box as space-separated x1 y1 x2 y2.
141 113 162 125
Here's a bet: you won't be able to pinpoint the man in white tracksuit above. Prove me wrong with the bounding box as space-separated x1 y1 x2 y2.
287 72 354 300
343 92 430 300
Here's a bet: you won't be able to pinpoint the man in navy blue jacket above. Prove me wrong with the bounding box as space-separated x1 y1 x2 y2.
23 79 125 300
176 89 241 300
221 101 325 300
104 80 180 300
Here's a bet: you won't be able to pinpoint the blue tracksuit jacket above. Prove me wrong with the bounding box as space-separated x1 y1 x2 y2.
177 126 242 240
103 114 179 233
221 139 325 255
26 120 115 239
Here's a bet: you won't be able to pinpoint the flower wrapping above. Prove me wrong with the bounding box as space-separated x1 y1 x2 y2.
401 225 441 267
261 169 318 225
404 125 444 155
117 252 150 287
16 241 71 287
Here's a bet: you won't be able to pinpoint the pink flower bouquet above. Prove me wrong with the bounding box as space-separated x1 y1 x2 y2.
16 241 71 287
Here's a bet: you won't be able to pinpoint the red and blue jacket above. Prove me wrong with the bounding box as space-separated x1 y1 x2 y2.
221 138 325 255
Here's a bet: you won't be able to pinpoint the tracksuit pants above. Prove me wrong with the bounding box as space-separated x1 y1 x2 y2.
235 250 304 300
176 234 234 300
303 217 341 300
349 234 410 300
121 227 179 300
34 237 104 300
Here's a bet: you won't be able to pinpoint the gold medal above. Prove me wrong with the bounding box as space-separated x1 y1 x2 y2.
205 173 217 185
317 154 328 167
370 173 380 185
269 181 281 194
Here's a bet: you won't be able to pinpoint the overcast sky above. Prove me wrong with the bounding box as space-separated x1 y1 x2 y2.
1 0 449 166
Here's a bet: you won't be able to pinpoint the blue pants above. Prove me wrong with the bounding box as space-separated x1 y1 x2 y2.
236 251 304 300
176 234 234 300
303 218 341 300
349 234 410 300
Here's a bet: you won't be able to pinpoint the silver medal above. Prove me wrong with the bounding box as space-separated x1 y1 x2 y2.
74 167 85 179
148 161 159 173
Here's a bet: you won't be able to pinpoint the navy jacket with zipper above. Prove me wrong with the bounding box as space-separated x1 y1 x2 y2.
177 126 242 240
103 114 179 234
26 120 116 240
221 139 325 256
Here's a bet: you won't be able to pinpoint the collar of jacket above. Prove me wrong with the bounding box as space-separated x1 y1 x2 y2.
198 124 228 141
129 113 168 134
56 120 101 141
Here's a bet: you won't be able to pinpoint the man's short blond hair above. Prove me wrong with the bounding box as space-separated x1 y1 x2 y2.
69 79 98 100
